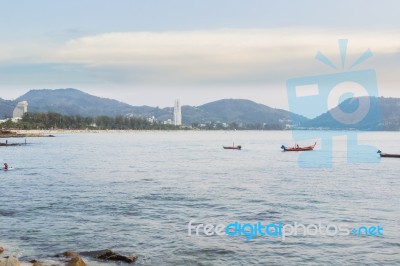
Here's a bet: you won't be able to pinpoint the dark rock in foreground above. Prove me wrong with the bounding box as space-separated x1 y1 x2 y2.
79 249 137 263
29 260 44 266
0 248 137 265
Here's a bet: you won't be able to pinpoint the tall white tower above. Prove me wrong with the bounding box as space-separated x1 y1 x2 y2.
13 101 28 118
174 99 182 126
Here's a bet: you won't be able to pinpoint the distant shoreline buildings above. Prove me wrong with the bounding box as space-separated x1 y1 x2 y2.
13 101 29 119
0 101 29 124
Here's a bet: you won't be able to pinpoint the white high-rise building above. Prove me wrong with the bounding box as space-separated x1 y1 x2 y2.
174 99 182 126
13 101 28 118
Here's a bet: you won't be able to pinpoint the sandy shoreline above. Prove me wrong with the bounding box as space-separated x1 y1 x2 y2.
14 129 120 135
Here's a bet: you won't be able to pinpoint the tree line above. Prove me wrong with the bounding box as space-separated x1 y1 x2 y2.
0 112 179 130
0 112 287 131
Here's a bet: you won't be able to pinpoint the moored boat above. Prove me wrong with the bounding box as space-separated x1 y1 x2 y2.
223 144 242 150
377 150 400 158
281 142 316 152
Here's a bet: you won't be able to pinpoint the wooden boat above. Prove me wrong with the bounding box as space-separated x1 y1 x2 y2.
223 144 242 150
281 142 316 152
0 143 23 146
377 150 400 158
0 139 27 146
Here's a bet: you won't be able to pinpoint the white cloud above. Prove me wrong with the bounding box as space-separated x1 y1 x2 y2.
1 28 399 108
48 28 400 84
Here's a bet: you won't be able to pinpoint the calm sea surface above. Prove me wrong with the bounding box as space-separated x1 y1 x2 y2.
0 131 399 265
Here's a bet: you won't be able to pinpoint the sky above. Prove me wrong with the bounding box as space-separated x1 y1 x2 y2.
0 0 399 111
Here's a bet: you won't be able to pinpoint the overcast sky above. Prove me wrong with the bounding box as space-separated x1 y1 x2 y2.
0 0 399 111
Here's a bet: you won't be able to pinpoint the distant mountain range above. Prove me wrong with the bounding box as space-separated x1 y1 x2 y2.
301 97 400 131
1 88 399 130
0 88 306 127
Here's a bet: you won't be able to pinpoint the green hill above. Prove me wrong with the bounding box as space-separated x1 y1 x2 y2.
4 89 399 130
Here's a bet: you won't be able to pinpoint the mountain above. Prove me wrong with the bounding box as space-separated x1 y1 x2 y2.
0 98 17 119
183 99 308 125
377 97 400 130
304 97 400 130
16 88 155 117
5 88 400 130
3 88 307 128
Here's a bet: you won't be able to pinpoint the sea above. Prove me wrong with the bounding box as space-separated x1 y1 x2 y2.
0 131 399 265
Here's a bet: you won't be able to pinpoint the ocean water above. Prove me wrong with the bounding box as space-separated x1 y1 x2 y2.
0 131 399 265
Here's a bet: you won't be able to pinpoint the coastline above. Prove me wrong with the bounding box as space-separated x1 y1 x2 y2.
0 129 153 138
13 129 156 134
0 129 199 139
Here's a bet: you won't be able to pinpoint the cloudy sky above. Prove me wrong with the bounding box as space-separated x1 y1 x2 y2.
0 0 399 110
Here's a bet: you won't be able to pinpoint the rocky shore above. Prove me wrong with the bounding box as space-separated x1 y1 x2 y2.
0 246 138 266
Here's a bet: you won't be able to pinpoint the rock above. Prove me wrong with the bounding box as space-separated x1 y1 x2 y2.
0 256 21 266
98 252 137 263
130 256 138 262
29 260 43 266
66 256 86 266
0 246 4 254
78 250 112 258
79 250 137 263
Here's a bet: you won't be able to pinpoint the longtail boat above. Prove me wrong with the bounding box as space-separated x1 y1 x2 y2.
281 142 316 152
377 150 400 158
223 144 242 150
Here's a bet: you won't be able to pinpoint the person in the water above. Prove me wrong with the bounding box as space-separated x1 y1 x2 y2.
3 163 8 170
